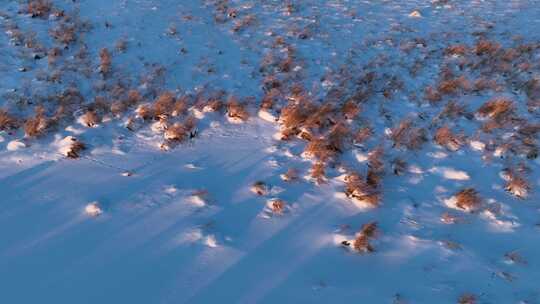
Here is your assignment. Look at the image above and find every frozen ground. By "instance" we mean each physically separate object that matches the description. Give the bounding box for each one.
[1,1,540,303]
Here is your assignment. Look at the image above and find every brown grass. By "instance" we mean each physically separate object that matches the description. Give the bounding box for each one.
[454,188,481,211]
[251,181,268,195]
[352,222,378,253]
[153,91,175,117]
[354,127,372,144]
[458,293,476,304]
[27,0,52,18]
[24,106,49,137]
[390,119,427,150]
[341,100,360,120]
[345,172,381,207]
[475,39,500,56]
[67,140,85,159]
[477,97,514,119]
[226,97,249,121]
[445,44,468,56]
[271,199,286,215]
[310,162,326,184]
[164,123,187,141]
[304,137,336,161]
[99,48,112,76]
[0,109,19,131]
[81,110,100,127]
[424,86,442,103]
[434,126,463,151]
[503,170,530,199]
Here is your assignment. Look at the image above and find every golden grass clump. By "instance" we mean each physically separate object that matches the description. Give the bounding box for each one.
[475,39,500,56]
[153,91,175,117]
[434,126,464,151]
[24,106,49,137]
[477,97,514,119]
[326,122,350,153]
[458,293,476,304]
[67,140,85,159]
[279,100,315,130]
[445,44,468,56]
[304,137,336,161]
[390,119,427,150]
[226,97,249,122]
[251,181,268,196]
[310,162,327,184]
[343,222,378,253]
[0,109,19,131]
[437,76,471,95]
[27,0,52,18]
[271,199,286,215]
[81,110,100,127]
[503,169,530,199]
[280,168,299,182]
[341,100,360,120]
[454,188,481,211]
[99,48,112,75]
[344,172,381,207]
[424,86,442,103]
[354,127,372,144]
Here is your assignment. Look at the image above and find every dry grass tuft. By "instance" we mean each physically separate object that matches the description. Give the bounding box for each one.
[99,48,112,76]
[454,188,481,211]
[346,221,378,253]
[81,110,100,127]
[477,97,514,119]
[251,181,268,196]
[445,44,468,56]
[310,162,327,184]
[153,91,175,117]
[390,119,427,150]
[281,168,299,182]
[344,171,381,207]
[27,0,52,18]
[458,293,476,304]
[271,199,286,215]
[304,137,336,161]
[341,100,360,120]
[354,127,372,144]
[475,39,500,56]
[226,97,249,121]
[503,169,530,199]
[0,109,19,131]
[24,106,49,137]
[434,126,464,151]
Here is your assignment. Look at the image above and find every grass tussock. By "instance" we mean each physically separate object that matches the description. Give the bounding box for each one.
[458,294,476,304]
[344,171,381,207]
[153,91,175,117]
[342,222,378,253]
[390,119,427,150]
[81,110,100,127]
[434,126,464,151]
[99,48,112,76]
[24,106,49,137]
[310,162,327,184]
[477,97,514,119]
[454,188,481,211]
[26,0,52,18]
[226,97,249,122]
[502,169,530,199]
[0,109,19,131]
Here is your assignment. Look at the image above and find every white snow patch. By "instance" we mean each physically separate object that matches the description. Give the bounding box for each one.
[7,140,26,151]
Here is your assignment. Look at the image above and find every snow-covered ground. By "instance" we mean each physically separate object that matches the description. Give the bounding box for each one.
[1,1,540,303]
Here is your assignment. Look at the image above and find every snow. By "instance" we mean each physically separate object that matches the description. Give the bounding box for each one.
[1,0,540,303]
